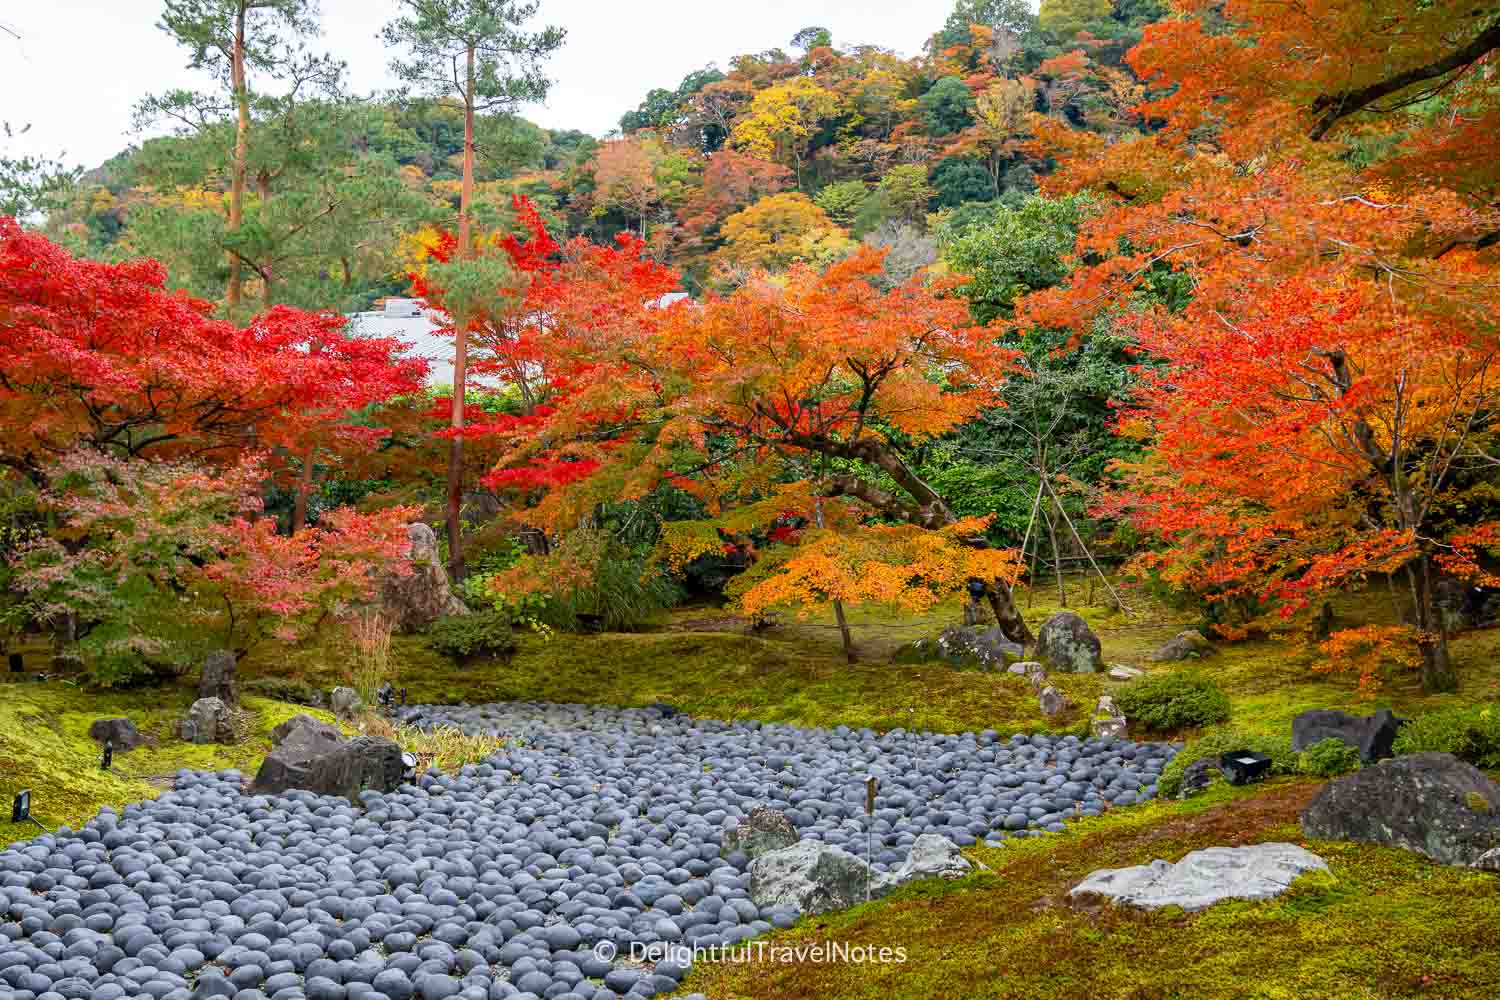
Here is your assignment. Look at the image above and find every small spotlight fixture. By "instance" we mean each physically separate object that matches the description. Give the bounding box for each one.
[400,751,418,782]
[966,577,988,602]
[11,790,46,833]
[7,652,21,673]
[101,741,113,771]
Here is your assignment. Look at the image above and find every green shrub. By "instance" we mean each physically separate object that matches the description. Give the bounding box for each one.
[427,610,518,660]
[1114,672,1231,732]
[1159,727,1297,798]
[538,551,684,633]
[1392,704,1500,769]
[1297,737,1363,777]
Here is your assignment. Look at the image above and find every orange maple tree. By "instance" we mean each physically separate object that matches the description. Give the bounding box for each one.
[1022,0,1500,691]
[478,242,1032,640]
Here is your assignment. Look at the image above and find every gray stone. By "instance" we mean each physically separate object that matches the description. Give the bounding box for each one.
[88,718,147,753]
[379,523,469,633]
[1108,665,1143,681]
[1036,612,1104,673]
[1090,695,1127,741]
[199,650,238,707]
[270,714,344,752]
[873,835,973,896]
[330,687,364,722]
[722,808,798,861]
[182,698,232,745]
[1071,842,1328,911]
[1300,752,1500,867]
[1150,629,1215,663]
[1177,758,1220,799]
[1038,685,1068,717]
[748,842,873,915]
[896,625,1022,671]
[1291,708,1403,763]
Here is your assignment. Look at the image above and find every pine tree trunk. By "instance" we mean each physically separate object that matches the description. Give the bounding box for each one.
[446,44,477,584]
[227,4,249,311]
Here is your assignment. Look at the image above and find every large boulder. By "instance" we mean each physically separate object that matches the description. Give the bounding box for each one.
[181,697,233,745]
[270,713,344,753]
[251,735,406,803]
[1150,629,1217,663]
[749,841,874,915]
[1300,752,1500,867]
[1037,611,1104,673]
[1071,843,1328,911]
[874,835,975,896]
[198,650,238,706]
[1291,708,1403,763]
[379,522,469,632]
[87,718,147,753]
[722,807,799,861]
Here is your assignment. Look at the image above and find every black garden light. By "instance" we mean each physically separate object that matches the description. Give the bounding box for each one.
[377,683,396,712]
[11,790,45,832]
[400,752,418,783]
[7,652,21,673]
[101,741,113,771]
[967,577,988,602]
[1219,749,1273,786]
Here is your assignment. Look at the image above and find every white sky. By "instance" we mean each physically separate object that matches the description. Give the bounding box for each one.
[0,1,946,170]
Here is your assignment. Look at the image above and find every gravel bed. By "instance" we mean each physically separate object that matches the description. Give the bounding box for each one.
[0,702,1177,1000]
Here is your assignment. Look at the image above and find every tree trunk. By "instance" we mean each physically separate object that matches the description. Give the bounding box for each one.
[257,170,272,308]
[227,3,249,312]
[446,44,477,584]
[815,492,856,663]
[986,585,1033,647]
[290,445,315,534]
[1412,553,1458,692]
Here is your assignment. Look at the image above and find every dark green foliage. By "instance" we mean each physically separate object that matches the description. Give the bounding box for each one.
[1297,737,1363,777]
[619,66,728,148]
[918,77,976,137]
[1158,728,1297,797]
[1392,704,1500,769]
[427,609,518,659]
[930,156,996,208]
[1115,672,1231,732]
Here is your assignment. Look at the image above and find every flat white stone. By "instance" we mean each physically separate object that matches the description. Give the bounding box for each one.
[1070,842,1328,911]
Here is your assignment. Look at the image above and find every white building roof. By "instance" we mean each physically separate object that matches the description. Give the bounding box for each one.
[346,299,454,388]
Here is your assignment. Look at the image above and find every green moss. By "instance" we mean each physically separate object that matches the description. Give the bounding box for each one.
[1465,791,1490,813]
[0,681,337,846]
[677,783,1500,1000]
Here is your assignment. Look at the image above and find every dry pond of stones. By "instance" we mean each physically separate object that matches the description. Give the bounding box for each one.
[0,702,1177,1000]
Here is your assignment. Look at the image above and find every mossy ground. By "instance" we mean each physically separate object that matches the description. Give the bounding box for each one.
[6,578,1500,995]
[678,780,1500,1000]
[0,678,336,846]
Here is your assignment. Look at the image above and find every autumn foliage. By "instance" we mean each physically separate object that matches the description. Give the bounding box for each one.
[0,217,427,479]
[1023,0,1500,690]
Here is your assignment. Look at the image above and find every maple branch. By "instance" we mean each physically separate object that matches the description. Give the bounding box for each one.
[1308,20,1500,139]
